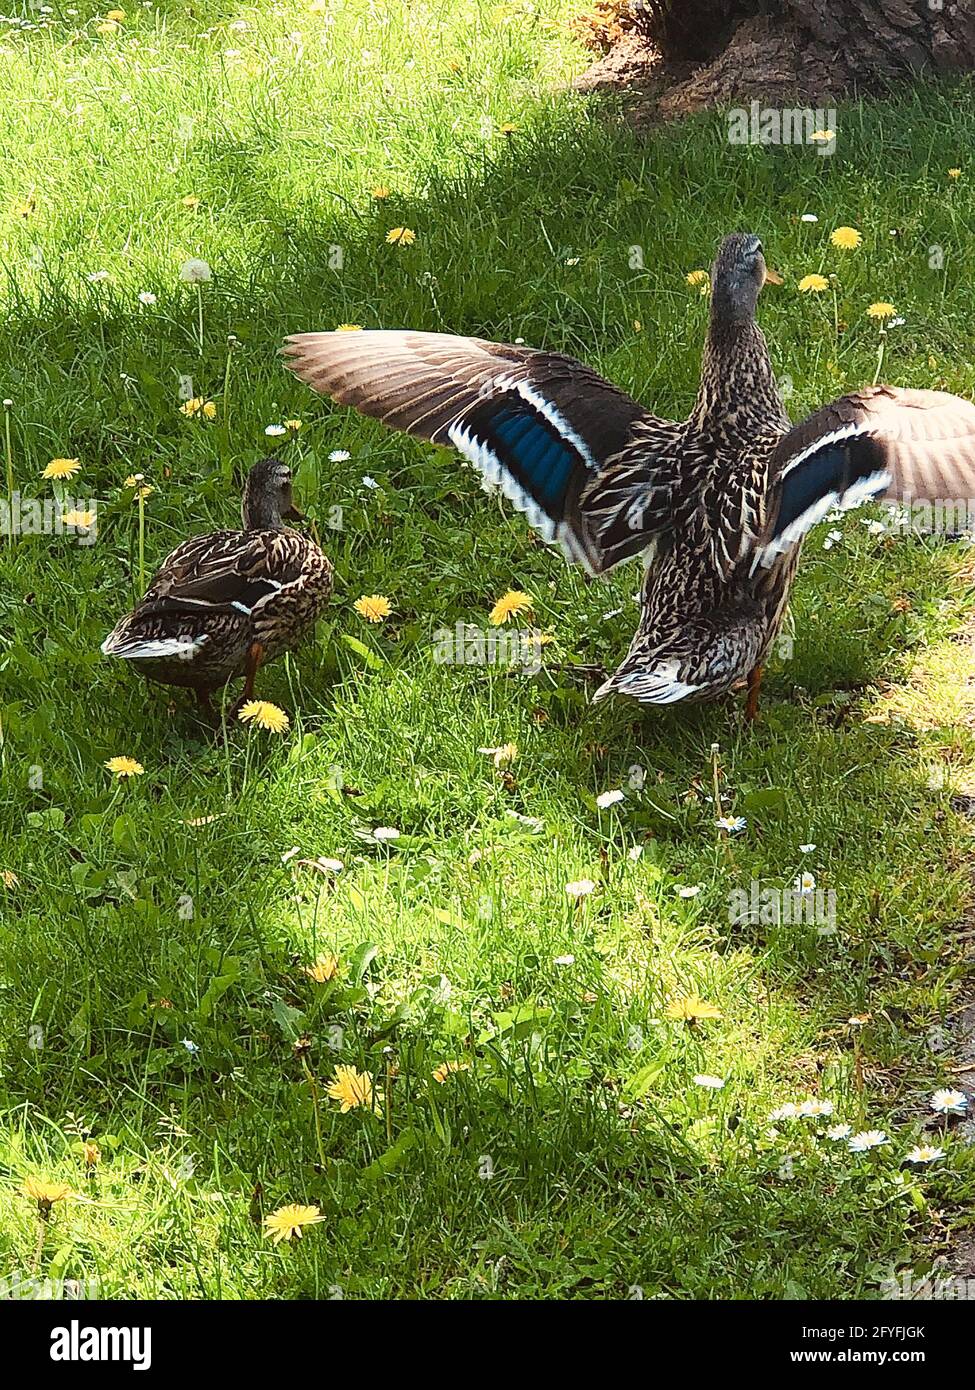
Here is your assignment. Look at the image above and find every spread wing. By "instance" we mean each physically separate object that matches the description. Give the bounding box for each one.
[283,329,682,574]
[754,386,975,567]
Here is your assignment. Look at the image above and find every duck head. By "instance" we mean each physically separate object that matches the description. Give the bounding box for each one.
[241,457,304,530]
[709,232,782,328]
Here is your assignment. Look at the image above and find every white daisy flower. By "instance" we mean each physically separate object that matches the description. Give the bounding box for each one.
[799,843,816,853]
[180,1038,199,1053]
[554,954,575,966]
[826,1123,852,1141]
[264,424,287,437]
[677,885,701,898]
[905,1144,944,1164]
[596,789,624,810]
[797,1098,834,1118]
[86,269,110,283]
[693,1074,725,1089]
[770,1103,799,1122]
[565,878,596,900]
[138,290,157,305]
[329,449,351,462]
[800,213,819,223]
[361,475,378,489]
[372,826,400,842]
[848,1129,888,1152]
[716,815,747,834]
[931,1088,968,1115]
[627,845,643,861]
[794,872,816,895]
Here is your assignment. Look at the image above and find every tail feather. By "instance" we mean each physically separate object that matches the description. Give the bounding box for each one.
[101,628,208,660]
[593,657,702,705]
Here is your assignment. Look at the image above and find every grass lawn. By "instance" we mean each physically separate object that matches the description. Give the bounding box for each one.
[1,0,975,1299]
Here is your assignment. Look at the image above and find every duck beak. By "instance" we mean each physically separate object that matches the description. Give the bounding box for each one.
[764,268,784,286]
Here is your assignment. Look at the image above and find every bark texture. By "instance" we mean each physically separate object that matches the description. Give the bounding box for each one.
[573,1,975,121]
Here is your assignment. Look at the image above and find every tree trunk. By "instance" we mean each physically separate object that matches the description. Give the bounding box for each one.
[574,0,975,120]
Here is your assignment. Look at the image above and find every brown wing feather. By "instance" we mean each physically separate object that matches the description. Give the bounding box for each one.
[141,531,312,616]
[282,329,653,454]
[756,386,975,563]
[282,329,683,573]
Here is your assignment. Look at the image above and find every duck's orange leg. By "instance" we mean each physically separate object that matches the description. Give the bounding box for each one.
[744,664,763,722]
[227,642,265,721]
[241,641,264,702]
[745,664,762,722]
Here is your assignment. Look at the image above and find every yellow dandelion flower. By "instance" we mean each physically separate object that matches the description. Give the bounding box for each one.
[180,397,202,417]
[284,419,302,431]
[104,756,144,778]
[180,194,200,210]
[123,474,154,499]
[304,953,342,983]
[948,168,961,179]
[685,269,710,295]
[489,589,533,625]
[237,700,290,733]
[201,401,217,420]
[81,1141,101,1167]
[483,742,517,768]
[371,185,390,200]
[326,1064,377,1113]
[1,869,18,889]
[354,594,392,623]
[432,1059,471,1084]
[335,323,363,332]
[809,129,835,143]
[830,226,862,250]
[62,509,96,529]
[263,1203,324,1245]
[867,301,895,320]
[105,7,125,18]
[20,1176,72,1215]
[385,226,416,247]
[666,993,722,1022]
[95,19,119,34]
[43,458,81,480]
[797,273,829,293]
[498,122,518,135]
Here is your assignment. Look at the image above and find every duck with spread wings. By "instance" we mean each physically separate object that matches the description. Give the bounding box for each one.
[281,232,975,717]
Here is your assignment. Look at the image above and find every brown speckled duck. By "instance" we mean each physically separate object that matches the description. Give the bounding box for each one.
[282,232,975,718]
[101,457,333,716]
